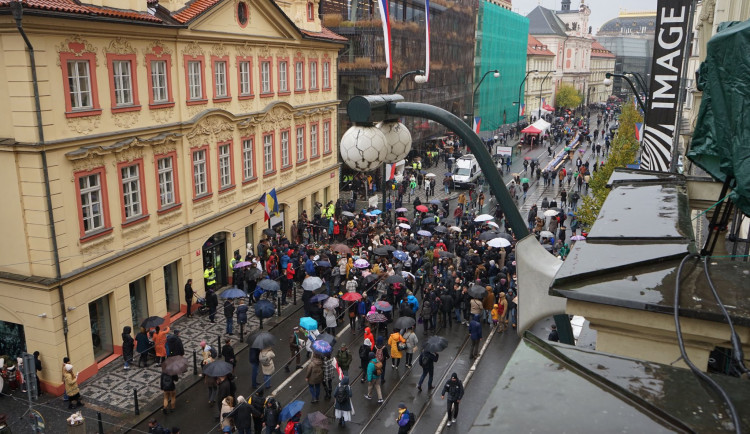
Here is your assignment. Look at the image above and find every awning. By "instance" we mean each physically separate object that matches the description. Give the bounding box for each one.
[532,119,551,133]
[521,125,541,134]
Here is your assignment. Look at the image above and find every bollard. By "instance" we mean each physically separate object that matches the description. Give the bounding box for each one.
[133,388,140,415]
[97,411,104,433]
[218,336,222,353]
[277,296,282,317]
[193,350,198,375]
[259,316,264,330]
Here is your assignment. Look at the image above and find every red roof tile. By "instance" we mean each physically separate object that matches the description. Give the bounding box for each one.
[300,27,347,42]
[591,40,615,58]
[527,35,554,56]
[0,0,162,23]
[171,0,221,24]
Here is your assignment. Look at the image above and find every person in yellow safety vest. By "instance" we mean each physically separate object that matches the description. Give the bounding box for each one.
[325,201,335,219]
[204,264,216,290]
[412,161,418,171]
[417,161,422,170]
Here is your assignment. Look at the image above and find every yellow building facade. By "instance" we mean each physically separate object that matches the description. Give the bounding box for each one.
[0,0,344,393]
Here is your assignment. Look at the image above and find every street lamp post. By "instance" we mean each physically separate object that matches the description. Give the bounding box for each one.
[516,69,538,134]
[604,72,648,114]
[471,69,500,125]
[537,70,554,119]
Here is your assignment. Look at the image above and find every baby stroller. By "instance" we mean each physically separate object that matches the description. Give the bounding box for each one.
[195,295,210,316]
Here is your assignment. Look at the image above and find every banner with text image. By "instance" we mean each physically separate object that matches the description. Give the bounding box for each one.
[640,0,694,172]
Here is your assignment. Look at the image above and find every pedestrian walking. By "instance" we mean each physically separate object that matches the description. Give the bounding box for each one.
[259,347,275,389]
[121,326,134,370]
[63,363,82,409]
[441,373,465,427]
[160,371,178,414]
[262,396,281,434]
[335,344,352,377]
[216,375,233,421]
[250,390,265,434]
[403,327,419,368]
[220,396,235,432]
[305,354,324,403]
[166,329,185,357]
[324,306,337,335]
[207,289,219,323]
[374,336,390,385]
[416,350,438,391]
[284,326,303,373]
[205,374,218,406]
[388,330,406,369]
[323,355,336,400]
[364,352,384,403]
[233,396,254,434]
[224,299,235,335]
[222,338,236,369]
[359,338,372,383]
[469,315,482,359]
[236,299,248,338]
[334,376,354,427]
[396,402,415,433]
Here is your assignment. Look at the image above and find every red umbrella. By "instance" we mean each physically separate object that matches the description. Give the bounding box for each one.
[397,217,409,222]
[524,156,532,160]
[341,292,363,302]
[416,205,429,212]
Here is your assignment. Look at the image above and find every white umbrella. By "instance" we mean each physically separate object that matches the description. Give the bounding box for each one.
[449,226,462,232]
[425,173,437,178]
[401,271,415,279]
[302,276,324,291]
[539,230,554,238]
[474,214,494,222]
[398,223,411,229]
[487,237,511,248]
[543,209,559,217]
[486,221,499,228]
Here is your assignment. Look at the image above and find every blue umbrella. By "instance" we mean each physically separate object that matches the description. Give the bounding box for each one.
[299,317,318,331]
[310,294,329,303]
[417,230,432,237]
[370,209,382,215]
[315,260,332,268]
[220,288,246,299]
[254,300,275,319]
[392,251,408,261]
[422,217,436,224]
[280,400,305,422]
[257,279,279,292]
[444,172,453,177]
[311,339,332,356]
[429,199,441,205]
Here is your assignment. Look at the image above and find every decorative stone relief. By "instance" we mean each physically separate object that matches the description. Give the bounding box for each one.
[158,210,182,229]
[150,107,174,124]
[187,116,236,147]
[70,155,105,176]
[262,106,292,130]
[182,41,204,58]
[219,192,236,208]
[211,43,228,57]
[236,42,254,58]
[193,201,214,218]
[186,104,207,119]
[80,233,114,257]
[112,145,144,164]
[143,40,173,57]
[152,140,178,156]
[242,182,260,196]
[107,38,136,55]
[56,35,98,66]
[280,169,295,183]
[112,111,140,130]
[237,116,258,135]
[66,115,101,135]
[122,222,150,244]
[258,44,272,58]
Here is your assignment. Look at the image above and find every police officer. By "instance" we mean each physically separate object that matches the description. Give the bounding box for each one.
[204,263,217,291]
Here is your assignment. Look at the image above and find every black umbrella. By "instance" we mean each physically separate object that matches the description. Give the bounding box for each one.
[373,246,391,256]
[423,336,449,353]
[201,360,234,377]
[468,284,487,299]
[245,267,262,280]
[364,274,380,285]
[161,356,188,376]
[496,233,513,242]
[301,411,330,431]
[478,231,503,241]
[317,332,337,346]
[141,316,164,329]
[393,316,416,330]
[263,228,277,237]
[436,250,455,258]
[434,226,448,233]
[254,299,275,318]
[383,245,396,252]
[251,331,276,349]
[257,279,280,292]
[385,274,405,285]
[405,243,420,252]
[429,199,441,205]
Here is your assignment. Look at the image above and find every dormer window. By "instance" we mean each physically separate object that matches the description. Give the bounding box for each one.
[307,2,314,21]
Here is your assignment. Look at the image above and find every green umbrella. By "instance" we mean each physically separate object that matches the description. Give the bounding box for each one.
[564,147,571,151]
[521,178,530,184]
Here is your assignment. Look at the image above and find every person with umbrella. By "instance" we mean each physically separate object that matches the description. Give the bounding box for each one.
[305,354,324,403]
[259,346,275,390]
[160,369,178,414]
[248,344,261,389]
[334,376,354,427]
[135,327,150,368]
[417,348,438,392]
[284,327,304,373]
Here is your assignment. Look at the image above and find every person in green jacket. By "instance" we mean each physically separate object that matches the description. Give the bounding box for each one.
[335,344,352,377]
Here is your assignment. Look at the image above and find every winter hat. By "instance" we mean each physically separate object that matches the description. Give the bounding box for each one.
[364,338,372,347]
[369,352,376,359]
[398,402,407,409]
[376,336,384,346]
[200,340,206,348]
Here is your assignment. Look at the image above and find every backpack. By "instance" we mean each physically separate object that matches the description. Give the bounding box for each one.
[334,385,350,405]
[405,411,415,430]
[375,346,386,362]
[418,352,428,367]
[375,361,383,376]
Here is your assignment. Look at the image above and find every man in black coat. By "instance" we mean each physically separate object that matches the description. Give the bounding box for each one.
[215,375,232,421]
[166,330,184,357]
[441,372,465,427]
[206,289,219,323]
[416,350,438,391]
[223,299,235,335]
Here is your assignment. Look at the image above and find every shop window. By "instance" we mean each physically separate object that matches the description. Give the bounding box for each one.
[89,295,113,361]
[129,277,149,332]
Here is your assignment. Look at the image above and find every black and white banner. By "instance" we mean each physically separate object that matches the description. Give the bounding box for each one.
[640,0,693,172]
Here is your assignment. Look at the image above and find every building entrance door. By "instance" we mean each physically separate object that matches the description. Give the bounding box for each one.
[203,232,228,289]
[0,320,26,359]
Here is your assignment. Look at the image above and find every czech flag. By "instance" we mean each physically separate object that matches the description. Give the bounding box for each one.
[385,163,398,181]
[521,104,526,116]
[473,117,481,134]
[377,0,392,78]
[635,123,644,141]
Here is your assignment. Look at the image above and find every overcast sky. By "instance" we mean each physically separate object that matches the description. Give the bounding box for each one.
[511,0,659,35]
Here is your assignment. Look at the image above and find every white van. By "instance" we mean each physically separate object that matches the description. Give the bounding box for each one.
[452,154,481,188]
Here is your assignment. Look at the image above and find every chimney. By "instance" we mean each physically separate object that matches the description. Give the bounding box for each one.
[561,0,571,11]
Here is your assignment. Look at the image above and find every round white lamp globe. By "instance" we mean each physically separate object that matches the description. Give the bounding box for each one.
[377,121,412,164]
[340,125,389,172]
